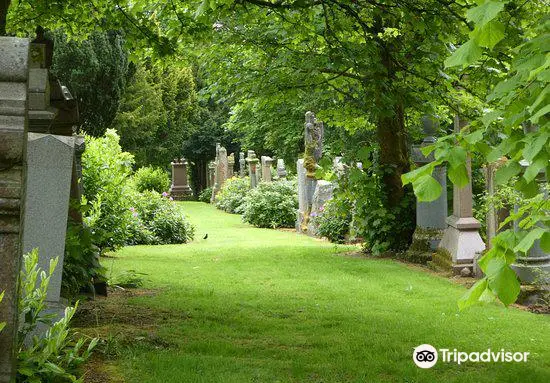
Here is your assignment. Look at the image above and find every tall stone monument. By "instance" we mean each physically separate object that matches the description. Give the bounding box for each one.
[409,116,447,258]
[239,152,246,177]
[228,153,235,178]
[170,158,193,200]
[246,150,259,188]
[261,156,273,182]
[0,36,30,383]
[438,115,485,275]
[297,111,324,233]
[22,134,75,317]
[211,146,228,201]
[276,158,287,179]
[207,161,216,188]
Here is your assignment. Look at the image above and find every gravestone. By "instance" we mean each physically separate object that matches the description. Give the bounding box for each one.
[297,112,324,233]
[228,153,235,178]
[438,115,485,275]
[246,151,259,188]
[296,159,307,231]
[277,158,287,179]
[307,181,335,235]
[239,152,246,177]
[0,37,30,383]
[409,116,447,260]
[207,161,216,188]
[22,133,75,319]
[69,136,86,222]
[261,156,273,182]
[333,156,345,177]
[170,158,193,200]
[211,146,228,201]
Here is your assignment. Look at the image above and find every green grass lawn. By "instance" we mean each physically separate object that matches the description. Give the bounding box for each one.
[101,201,550,382]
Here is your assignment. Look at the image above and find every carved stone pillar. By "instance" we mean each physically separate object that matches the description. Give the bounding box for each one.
[0,36,30,383]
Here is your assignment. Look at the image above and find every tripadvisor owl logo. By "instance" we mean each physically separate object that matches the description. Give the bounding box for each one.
[413,344,438,369]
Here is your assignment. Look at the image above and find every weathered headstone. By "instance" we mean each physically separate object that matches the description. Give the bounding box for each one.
[170,158,193,200]
[307,181,335,235]
[207,161,216,188]
[22,133,75,319]
[69,136,86,222]
[0,36,30,383]
[409,116,447,256]
[239,152,246,177]
[246,151,259,189]
[296,159,307,231]
[276,158,287,179]
[211,146,228,201]
[297,111,324,233]
[438,115,485,275]
[333,156,345,177]
[228,153,235,178]
[261,156,273,182]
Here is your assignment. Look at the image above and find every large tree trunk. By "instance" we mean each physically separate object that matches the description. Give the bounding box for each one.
[376,101,410,208]
[0,0,10,36]
[375,41,410,208]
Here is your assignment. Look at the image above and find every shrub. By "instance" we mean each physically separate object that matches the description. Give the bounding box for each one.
[17,249,98,383]
[315,196,353,243]
[242,180,297,228]
[62,215,106,298]
[131,191,195,245]
[82,129,135,251]
[198,187,213,203]
[215,177,250,213]
[133,166,170,193]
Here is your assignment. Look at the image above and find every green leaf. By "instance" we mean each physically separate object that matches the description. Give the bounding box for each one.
[530,104,550,124]
[448,165,469,187]
[523,157,547,183]
[523,133,548,161]
[485,257,520,306]
[413,174,443,202]
[495,161,521,185]
[444,40,483,68]
[514,227,546,253]
[458,278,488,310]
[466,0,505,27]
[481,110,502,127]
[470,20,505,49]
[463,130,483,144]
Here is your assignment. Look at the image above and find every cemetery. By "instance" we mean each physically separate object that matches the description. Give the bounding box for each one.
[0,1,549,382]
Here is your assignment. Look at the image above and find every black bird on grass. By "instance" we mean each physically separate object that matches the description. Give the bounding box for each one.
[203,234,208,240]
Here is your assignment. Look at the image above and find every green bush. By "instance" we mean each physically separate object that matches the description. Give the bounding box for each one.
[62,214,106,298]
[215,177,250,213]
[315,197,353,244]
[242,180,297,228]
[17,249,98,383]
[82,129,135,251]
[198,187,213,203]
[82,130,195,250]
[133,166,170,193]
[131,191,195,245]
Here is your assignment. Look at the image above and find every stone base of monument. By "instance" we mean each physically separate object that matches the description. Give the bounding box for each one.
[306,181,334,236]
[438,216,485,276]
[511,261,550,285]
[516,284,550,308]
[169,185,193,200]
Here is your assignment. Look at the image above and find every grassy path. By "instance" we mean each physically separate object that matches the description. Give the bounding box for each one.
[100,202,550,382]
